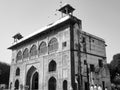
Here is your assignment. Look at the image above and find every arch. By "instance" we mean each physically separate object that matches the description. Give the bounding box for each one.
[14,79,19,89]
[48,38,58,52]
[38,41,47,54]
[23,48,29,59]
[48,77,56,90]
[26,66,37,90]
[49,60,56,72]
[32,72,39,90]
[30,45,37,56]
[16,50,22,61]
[16,68,20,76]
[63,80,68,90]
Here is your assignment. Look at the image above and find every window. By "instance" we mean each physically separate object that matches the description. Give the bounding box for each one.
[30,45,37,56]
[16,68,20,76]
[82,37,86,43]
[39,41,47,54]
[48,38,58,52]
[16,50,22,61]
[84,60,87,65]
[49,60,56,72]
[23,48,29,59]
[62,42,67,48]
[90,64,95,72]
[48,77,56,90]
[99,59,103,67]
[63,80,67,90]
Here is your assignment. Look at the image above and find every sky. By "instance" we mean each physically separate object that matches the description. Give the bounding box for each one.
[0,0,120,64]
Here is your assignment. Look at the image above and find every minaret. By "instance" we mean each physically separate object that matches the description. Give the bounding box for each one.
[58,4,75,17]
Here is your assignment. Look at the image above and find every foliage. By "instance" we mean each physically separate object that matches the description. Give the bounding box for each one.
[109,53,120,84]
[0,62,10,86]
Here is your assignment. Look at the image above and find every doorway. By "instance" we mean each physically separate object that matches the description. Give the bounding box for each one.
[26,66,39,90]
[31,72,38,90]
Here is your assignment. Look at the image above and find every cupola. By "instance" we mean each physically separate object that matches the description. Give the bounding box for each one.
[58,4,75,17]
[12,33,23,43]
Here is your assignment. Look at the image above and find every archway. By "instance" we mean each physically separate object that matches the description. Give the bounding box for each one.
[31,72,38,90]
[63,80,67,90]
[15,79,19,90]
[48,77,56,90]
[26,66,39,90]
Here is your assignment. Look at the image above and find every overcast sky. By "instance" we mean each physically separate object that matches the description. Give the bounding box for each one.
[0,0,120,64]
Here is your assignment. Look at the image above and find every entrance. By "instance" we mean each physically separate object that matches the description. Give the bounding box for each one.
[26,66,39,90]
[31,72,38,90]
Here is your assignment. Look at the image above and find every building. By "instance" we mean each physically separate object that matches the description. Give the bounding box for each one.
[8,4,111,90]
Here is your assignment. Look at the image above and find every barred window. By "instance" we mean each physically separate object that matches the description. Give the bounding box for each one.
[16,50,22,61]
[48,38,58,52]
[39,41,47,54]
[23,48,29,59]
[30,45,37,56]
[16,68,20,76]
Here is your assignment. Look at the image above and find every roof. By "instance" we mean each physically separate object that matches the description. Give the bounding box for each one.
[8,15,72,49]
[82,31,105,42]
[8,15,105,49]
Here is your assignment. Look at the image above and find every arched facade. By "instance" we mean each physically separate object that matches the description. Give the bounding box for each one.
[8,6,111,90]
[15,39,59,63]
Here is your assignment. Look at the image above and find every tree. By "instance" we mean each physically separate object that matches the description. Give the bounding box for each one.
[0,62,10,87]
[109,53,120,84]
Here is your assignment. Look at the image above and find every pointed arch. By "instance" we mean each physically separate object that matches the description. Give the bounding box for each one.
[15,79,19,89]
[32,72,39,90]
[48,77,56,90]
[48,38,58,52]
[23,48,29,59]
[49,60,57,72]
[38,41,47,54]
[30,45,37,56]
[16,67,20,76]
[26,66,37,90]
[16,50,22,62]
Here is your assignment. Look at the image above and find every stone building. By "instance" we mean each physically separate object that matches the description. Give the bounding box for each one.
[8,4,111,90]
